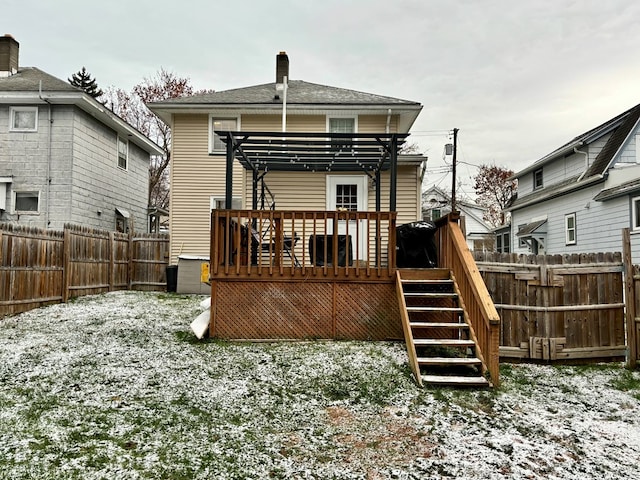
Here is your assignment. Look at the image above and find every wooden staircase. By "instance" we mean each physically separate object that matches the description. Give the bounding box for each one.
[396,269,490,388]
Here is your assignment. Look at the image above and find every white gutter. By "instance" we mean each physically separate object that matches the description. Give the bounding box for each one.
[281,75,288,132]
[506,174,604,212]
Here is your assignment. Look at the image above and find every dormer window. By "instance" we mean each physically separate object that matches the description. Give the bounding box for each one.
[533,168,543,190]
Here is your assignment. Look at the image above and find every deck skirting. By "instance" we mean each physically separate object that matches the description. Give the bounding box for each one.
[210,279,402,340]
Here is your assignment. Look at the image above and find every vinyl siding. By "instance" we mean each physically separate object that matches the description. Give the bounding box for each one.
[170,112,415,263]
[169,113,245,262]
[511,182,640,259]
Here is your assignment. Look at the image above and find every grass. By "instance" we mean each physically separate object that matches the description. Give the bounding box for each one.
[0,291,639,479]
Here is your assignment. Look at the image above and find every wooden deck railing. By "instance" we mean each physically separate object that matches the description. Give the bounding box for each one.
[435,213,501,386]
[210,210,397,281]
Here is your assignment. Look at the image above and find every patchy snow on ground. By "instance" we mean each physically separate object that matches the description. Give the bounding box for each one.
[0,291,639,479]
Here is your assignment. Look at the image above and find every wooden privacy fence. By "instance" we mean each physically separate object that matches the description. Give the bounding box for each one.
[0,223,169,317]
[473,251,626,362]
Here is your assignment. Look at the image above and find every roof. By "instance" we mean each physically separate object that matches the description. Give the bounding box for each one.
[593,177,640,202]
[517,219,547,236]
[0,67,79,92]
[154,80,421,106]
[0,67,163,155]
[148,80,423,132]
[514,102,640,178]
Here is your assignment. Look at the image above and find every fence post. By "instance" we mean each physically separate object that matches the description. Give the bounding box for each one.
[128,230,134,291]
[62,226,71,303]
[623,228,637,368]
[109,231,115,292]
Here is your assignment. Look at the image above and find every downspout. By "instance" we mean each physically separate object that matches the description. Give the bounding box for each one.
[575,145,589,182]
[281,75,288,132]
[385,108,391,134]
[38,80,52,227]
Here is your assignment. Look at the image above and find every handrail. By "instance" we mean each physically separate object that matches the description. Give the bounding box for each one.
[435,213,501,386]
[210,209,397,281]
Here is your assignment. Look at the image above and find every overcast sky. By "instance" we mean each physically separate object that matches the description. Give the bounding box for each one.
[6,0,640,198]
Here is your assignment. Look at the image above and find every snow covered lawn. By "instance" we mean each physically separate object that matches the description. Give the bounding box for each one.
[1,291,639,479]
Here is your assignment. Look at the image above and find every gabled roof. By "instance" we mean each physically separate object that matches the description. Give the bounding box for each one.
[515,102,640,178]
[0,67,163,155]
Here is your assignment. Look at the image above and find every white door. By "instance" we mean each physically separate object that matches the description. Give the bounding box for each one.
[326,175,368,261]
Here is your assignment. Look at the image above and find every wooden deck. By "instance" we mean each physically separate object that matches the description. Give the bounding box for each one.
[206,210,501,386]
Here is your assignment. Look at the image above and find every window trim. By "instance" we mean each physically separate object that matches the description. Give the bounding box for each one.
[632,196,640,231]
[565,212,577,245]
[533,168,543,190]
[13,190,40,214]
[209,116,241,153]
[117,136,128,170]
[10,106,38,132]
[326,116,358,134]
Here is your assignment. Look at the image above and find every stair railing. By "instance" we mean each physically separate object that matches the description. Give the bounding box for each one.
[434,212,501,386]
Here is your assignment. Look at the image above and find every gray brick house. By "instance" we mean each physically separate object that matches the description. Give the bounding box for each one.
[0,35,162,232]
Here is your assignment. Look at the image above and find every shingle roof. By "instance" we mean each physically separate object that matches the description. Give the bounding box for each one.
[593,177,640,202]
[154,80,420,106]
[0,67,80,92]
[583,104,640,178]
[515,102,640,178]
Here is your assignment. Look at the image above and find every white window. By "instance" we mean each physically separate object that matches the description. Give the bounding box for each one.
[518,223,527,247]
[14,191,39,213]
[10,106,38,132]
[430,208,442,221]
[117,137,128,170]
[632,196,640,231]
[210,118,238,152]
[328,117,356,150]
[565,213,576,245]
[533,168,543,190]
[496,232,510,253]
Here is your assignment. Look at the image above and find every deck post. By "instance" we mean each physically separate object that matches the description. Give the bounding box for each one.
[225,133,234,209]
[623,228,637,368]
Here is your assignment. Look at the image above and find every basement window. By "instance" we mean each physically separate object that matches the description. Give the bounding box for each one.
[14,191,39,213]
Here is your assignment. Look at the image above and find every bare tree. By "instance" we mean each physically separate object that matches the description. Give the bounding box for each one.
[101,69,212,209]
[472,164,517,227]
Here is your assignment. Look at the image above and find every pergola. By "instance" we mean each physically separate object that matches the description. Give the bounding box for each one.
[215,131,409,212]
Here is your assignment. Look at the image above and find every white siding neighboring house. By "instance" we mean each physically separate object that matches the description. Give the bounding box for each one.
[507,102,640,261]
[0,36,162,232]
[422,185,493,251]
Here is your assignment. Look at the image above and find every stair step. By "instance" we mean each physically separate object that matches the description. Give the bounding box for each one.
[421,375,490,387]
[410,322,469,329]
[401,279,453,284]
[413,339,475,347]
[403,292,457,298]
[417,357,481,366]
[407,306,463,313]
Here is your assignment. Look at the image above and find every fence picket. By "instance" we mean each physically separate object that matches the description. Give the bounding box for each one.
[0,224,169,317]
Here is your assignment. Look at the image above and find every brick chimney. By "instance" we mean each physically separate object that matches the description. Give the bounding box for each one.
[0,34,19,77]
[276,51,289,84]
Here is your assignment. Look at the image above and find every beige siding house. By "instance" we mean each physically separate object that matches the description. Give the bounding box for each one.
[149,53,424,290]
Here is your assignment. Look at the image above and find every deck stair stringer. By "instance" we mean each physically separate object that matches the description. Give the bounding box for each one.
[396,268,490,388]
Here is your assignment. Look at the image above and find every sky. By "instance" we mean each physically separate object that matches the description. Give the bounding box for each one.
[6,0,640,199]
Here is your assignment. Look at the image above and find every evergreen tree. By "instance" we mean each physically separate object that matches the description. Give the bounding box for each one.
[68,67,103,99]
